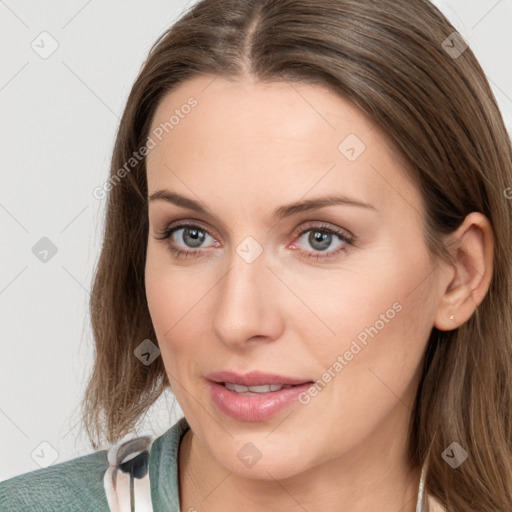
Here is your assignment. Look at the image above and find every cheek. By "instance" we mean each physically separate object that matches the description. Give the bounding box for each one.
[306,250,437,413]
[145,244,196,326]
[144,245,215,366]
[286,251,426,351]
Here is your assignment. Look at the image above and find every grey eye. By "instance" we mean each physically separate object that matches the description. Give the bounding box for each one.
[298,229,344,252]
[174,226,210,248]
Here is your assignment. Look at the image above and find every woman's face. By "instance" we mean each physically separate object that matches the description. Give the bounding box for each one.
[145,75,447,480]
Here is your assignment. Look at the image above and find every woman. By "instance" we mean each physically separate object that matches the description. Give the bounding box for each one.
[1,0,511,510]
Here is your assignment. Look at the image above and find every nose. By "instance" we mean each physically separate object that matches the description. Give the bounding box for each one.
[211,245,284,349]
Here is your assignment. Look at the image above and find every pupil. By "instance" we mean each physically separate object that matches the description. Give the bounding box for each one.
[309,231,331,251]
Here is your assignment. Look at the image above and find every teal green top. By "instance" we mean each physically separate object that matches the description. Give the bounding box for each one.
[0,416,190,512]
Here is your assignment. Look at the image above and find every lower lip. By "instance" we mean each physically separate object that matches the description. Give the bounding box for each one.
[206,380,313,422]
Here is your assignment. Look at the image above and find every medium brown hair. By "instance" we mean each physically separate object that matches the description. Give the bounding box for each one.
[82,0,512,509]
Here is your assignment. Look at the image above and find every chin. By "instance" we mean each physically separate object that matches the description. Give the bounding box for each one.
[226,455,307,481]
[208,436,314,481]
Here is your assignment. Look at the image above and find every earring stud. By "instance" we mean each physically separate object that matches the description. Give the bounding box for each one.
[449,314,454,320]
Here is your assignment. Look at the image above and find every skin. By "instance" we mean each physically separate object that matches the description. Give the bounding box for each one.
[144,74,493,511]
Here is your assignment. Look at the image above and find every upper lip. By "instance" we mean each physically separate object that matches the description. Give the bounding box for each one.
[206,370,313,386]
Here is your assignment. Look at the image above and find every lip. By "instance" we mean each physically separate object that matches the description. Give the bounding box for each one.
[205,371,314,422]
[206,370,312,386]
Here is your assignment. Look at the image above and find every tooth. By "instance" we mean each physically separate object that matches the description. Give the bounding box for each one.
[224,383,288,393]
[225,383,249,392]
[248,385,272,393]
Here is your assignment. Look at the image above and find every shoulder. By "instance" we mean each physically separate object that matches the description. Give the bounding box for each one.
[0,449,110,512]
[0,417,191,512]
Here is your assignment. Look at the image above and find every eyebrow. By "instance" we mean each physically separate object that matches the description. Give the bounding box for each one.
[148,189,377,222]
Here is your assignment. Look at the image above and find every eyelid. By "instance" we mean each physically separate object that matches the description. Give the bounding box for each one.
[155,218,353,241]
[292,220,354,242]
[154,218,355,260]
[155,218,220,242]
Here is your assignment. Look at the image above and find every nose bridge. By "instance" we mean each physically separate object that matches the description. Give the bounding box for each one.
[212,238,282,345]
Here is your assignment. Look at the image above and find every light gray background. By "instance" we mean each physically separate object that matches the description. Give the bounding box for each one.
[1,0,511,481]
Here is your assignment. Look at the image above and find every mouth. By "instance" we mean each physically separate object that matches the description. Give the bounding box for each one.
[205,371,315,421]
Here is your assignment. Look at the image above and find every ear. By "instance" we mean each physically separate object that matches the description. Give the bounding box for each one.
[434,212,494,331]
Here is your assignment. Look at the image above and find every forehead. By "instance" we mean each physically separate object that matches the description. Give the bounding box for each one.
[146,75,421,219]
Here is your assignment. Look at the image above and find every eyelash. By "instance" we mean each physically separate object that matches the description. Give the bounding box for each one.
[154,220,354,262]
